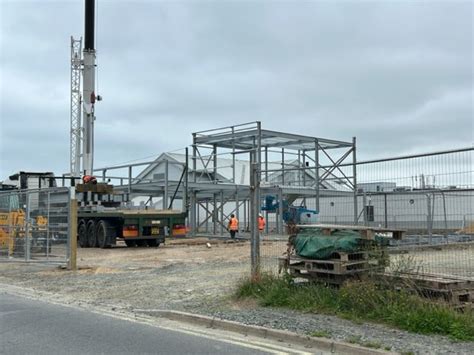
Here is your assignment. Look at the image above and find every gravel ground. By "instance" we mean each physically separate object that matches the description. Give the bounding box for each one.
[0,239,473,354]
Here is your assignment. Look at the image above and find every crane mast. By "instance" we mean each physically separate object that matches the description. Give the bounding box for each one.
[70,0,97,177]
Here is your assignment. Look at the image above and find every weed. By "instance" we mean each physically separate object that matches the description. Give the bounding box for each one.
[346,335,362,344]
[235,275,474,341]
[310,330,331,338]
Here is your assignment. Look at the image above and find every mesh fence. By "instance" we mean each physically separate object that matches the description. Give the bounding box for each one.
[0,187,71,265]
[260,148,474,280]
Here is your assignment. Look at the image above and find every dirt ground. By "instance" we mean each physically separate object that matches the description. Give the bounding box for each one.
[1,239,474,354]
[0,239,257,312]
[1,239,473,311]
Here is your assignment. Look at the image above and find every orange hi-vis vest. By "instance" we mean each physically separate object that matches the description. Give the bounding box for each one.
[258,216,265,231]
[229,217,239,231]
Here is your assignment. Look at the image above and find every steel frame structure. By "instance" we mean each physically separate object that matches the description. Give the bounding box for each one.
[93,122,357,277]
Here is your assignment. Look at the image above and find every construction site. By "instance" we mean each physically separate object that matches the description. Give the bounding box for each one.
[1,1,473,354]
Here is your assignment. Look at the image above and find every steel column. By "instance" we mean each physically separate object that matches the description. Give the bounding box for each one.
[315,140,320,212]
[352,137,358,224]
[163,159,168,209]
[213,193,217,235]
[220,190,224,236]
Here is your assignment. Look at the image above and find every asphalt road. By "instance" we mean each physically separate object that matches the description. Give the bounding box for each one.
[0,293,283,355]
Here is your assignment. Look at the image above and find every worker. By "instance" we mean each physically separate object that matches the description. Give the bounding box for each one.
[227,214,239,239]
[82,175,97,185]
[258,213,266,232]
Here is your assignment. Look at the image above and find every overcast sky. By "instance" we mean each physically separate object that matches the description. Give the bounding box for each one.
[0,0,472,179]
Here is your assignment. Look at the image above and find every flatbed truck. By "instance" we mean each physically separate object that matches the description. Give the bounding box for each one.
[77,209,186,248]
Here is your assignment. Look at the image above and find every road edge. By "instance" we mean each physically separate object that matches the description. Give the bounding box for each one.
[136,309,393,355]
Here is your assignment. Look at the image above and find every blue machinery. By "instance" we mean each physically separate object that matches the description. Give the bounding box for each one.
[261,195,318,224]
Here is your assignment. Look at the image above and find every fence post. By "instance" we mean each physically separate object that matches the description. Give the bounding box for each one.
[68,189,78,270]
[25,192,31,261]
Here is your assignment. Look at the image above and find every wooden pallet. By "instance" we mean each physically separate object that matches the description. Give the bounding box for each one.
[295,224,406,240]
[379,272,474,305]
[288,268,369,285]
[329,251,368,262]
[382,272,474,291]
[280,254,383,276]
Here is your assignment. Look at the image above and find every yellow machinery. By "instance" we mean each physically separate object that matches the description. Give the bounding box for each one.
[0,178,50,256]
[0,191,25,255]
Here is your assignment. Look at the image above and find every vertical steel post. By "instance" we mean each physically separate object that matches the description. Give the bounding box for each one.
[384,193,388,228]
[297,150,301,185]
[189,190,196,237]
[46,191,51,260]
[352,137,358,224]
[250,148,257,275]
[264,146,269,234]
[184,147,189,213]
[25,192,30,261]
[213,193,217,235]
[441,191,448,237]
[205,199,209,233]
[196,198,200,232]
[163,159,169,209]
[281,148,285,185]
[315,140,320,212]
[302,150,306,187]
[192,133,197,183]
[243,198,247,232]
[220,190,224,236]
[427,194,432,242]
[68,189,77,270]
[278,188,284,234]
[102,169,106,182]
[128,166,132,195]
[235,190,240,227]
[213,144,217,183]
[255,122,261,272]
[232,126,236,183]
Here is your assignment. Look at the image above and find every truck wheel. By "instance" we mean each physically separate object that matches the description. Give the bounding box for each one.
[78,220,88,248]
[96,220,114,249]
[86,220,97,247]
[125,240,136,247]
[147,239,159,247]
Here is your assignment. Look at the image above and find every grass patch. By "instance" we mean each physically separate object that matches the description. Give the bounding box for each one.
[235,274,474,341]
[310,330,331,338]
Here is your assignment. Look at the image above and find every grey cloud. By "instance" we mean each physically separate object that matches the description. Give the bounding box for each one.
[1,0,472,178]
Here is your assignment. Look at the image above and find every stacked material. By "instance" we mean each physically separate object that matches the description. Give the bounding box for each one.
[279,225,401,285]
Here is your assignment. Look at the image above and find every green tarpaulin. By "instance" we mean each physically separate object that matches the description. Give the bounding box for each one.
[293,228,363,259]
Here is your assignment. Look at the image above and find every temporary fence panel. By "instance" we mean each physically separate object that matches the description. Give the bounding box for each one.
[260,148,474,280]
[0,187,71,265]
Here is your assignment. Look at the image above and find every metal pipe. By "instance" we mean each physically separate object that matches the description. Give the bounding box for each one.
[232,126,236,183]
[192,141,197,184]
[163,159,168,209]
[315,140,320,212]
[213,193,217,235]
[220,190,224,236]
[352,137,357,224]
[128,166,132,195]
[281,148,285,185]
[213,144,217,184]
[184,147,189,213]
